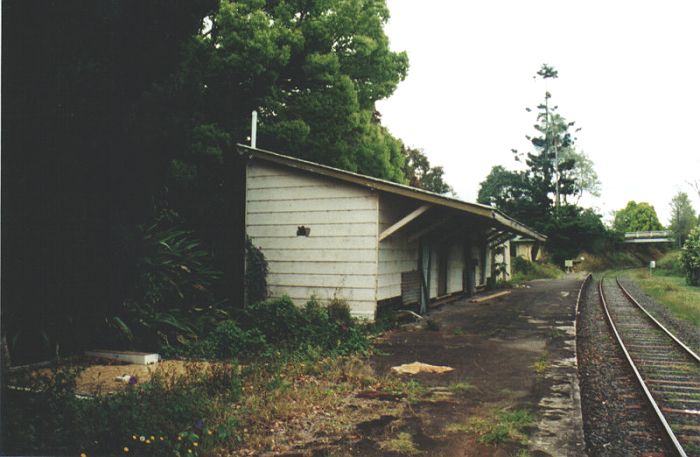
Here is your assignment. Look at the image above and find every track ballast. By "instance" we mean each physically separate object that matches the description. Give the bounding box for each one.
[599,277,700,456]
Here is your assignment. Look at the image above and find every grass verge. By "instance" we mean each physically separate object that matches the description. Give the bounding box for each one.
[614,268,700,328]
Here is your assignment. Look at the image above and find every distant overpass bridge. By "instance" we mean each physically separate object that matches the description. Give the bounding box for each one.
[623,230,674,244]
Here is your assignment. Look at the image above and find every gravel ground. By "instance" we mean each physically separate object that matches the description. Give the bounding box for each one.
[577,278,674,456]
[617,277,700,354]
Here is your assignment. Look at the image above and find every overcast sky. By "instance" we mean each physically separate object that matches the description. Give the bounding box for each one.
[376,0,700,224]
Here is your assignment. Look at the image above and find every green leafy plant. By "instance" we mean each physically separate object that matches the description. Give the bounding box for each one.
[456,409,534,445]
[532,353,550,376]
[107,218,227,350]
[3,363,242,457]
[245,237,268,305]
[681,226,700,286]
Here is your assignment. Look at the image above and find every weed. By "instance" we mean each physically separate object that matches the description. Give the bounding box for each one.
[511,258,562,283]
[498,388,516,398]
[451,327,467,336]
[546,327,567,339]
[378,432,421,455]
[449,381,475,395]
[424,319,440,332]
[444,421,471,433]
[383,379,426,403]
[424,319,441,331]
[445,408,534,446]
[532,353,550,376]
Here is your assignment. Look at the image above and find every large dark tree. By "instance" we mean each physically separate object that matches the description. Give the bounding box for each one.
[2,0,413,362]
[3,0,215,362]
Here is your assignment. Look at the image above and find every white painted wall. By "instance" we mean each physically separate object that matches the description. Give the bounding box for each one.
[471,245,484,286]
[377,194,419,301]
[378,192,468,301]
[429,245,439,298]
[484,241,512,282]
[446,242,463,294]
[246,161,378,319]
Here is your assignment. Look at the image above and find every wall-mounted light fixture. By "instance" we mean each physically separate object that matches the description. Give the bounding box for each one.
[297,226,311,237]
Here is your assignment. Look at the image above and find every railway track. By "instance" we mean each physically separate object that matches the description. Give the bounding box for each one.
[598,277,700,456]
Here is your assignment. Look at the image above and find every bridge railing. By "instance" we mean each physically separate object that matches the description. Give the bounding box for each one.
[624,230,673,239]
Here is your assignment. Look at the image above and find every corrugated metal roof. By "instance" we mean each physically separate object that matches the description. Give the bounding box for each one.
[237,144,547,242]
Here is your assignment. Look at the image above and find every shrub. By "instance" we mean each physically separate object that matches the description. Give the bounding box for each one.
[513,257,534,276]
[511,258,561,281]
[239,296,308,349]
[245,237,268,305]
[174,297,371,360]
[680,226,700,286]
[106,218,225,351]
[2,364,239,456]
[185,320,270,359]
[656,250,684,276]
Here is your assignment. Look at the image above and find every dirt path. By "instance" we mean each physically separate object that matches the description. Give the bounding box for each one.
[285,277,586,456]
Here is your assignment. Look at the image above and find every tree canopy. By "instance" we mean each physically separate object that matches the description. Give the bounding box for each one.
[402,146,454,194]
[477,64,611,264]
[479,66,589,226]
[669,192,697,247]
[612,201,664,233]
[2,0,426,362]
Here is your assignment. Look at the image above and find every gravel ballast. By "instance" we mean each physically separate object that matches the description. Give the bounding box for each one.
[577,277,675,456]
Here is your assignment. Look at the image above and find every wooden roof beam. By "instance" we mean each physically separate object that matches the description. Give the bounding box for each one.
[379,204,432,242]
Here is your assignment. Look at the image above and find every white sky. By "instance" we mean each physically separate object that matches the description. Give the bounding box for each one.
[376,0,700,225]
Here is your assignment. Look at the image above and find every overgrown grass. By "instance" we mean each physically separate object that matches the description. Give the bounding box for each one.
[444,408,535,445]
[620,268,700,328]
[577,245,665,272]
[378,432,421,455]
[449,381,475,395]
[511,258,562,283]
[2,297,387,456]
[4,351,429,456]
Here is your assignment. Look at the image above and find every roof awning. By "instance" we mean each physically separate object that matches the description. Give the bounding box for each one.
[237,144,546,242]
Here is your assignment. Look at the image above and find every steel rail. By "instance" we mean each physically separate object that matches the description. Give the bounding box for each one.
[615,277,700,364]
[598,279,688,457]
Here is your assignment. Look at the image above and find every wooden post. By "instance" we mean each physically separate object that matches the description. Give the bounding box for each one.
[418,240,431,314]
[225,148,248,308]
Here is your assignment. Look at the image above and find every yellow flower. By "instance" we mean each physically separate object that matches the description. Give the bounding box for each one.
[145,440,151,445]
[178,436,183,441]
[207,430,213,436]
[132,435,137,440]
[160,436,165,441]
[80,453,87,457]
[150,436,155,441]
[123,447,129,453]
[188,450,193,454]
[193,442,199,447]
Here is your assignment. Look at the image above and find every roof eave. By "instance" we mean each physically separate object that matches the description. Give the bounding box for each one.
[236,144,547,242]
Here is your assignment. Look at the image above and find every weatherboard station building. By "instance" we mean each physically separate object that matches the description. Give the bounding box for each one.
[230,144,546,320]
